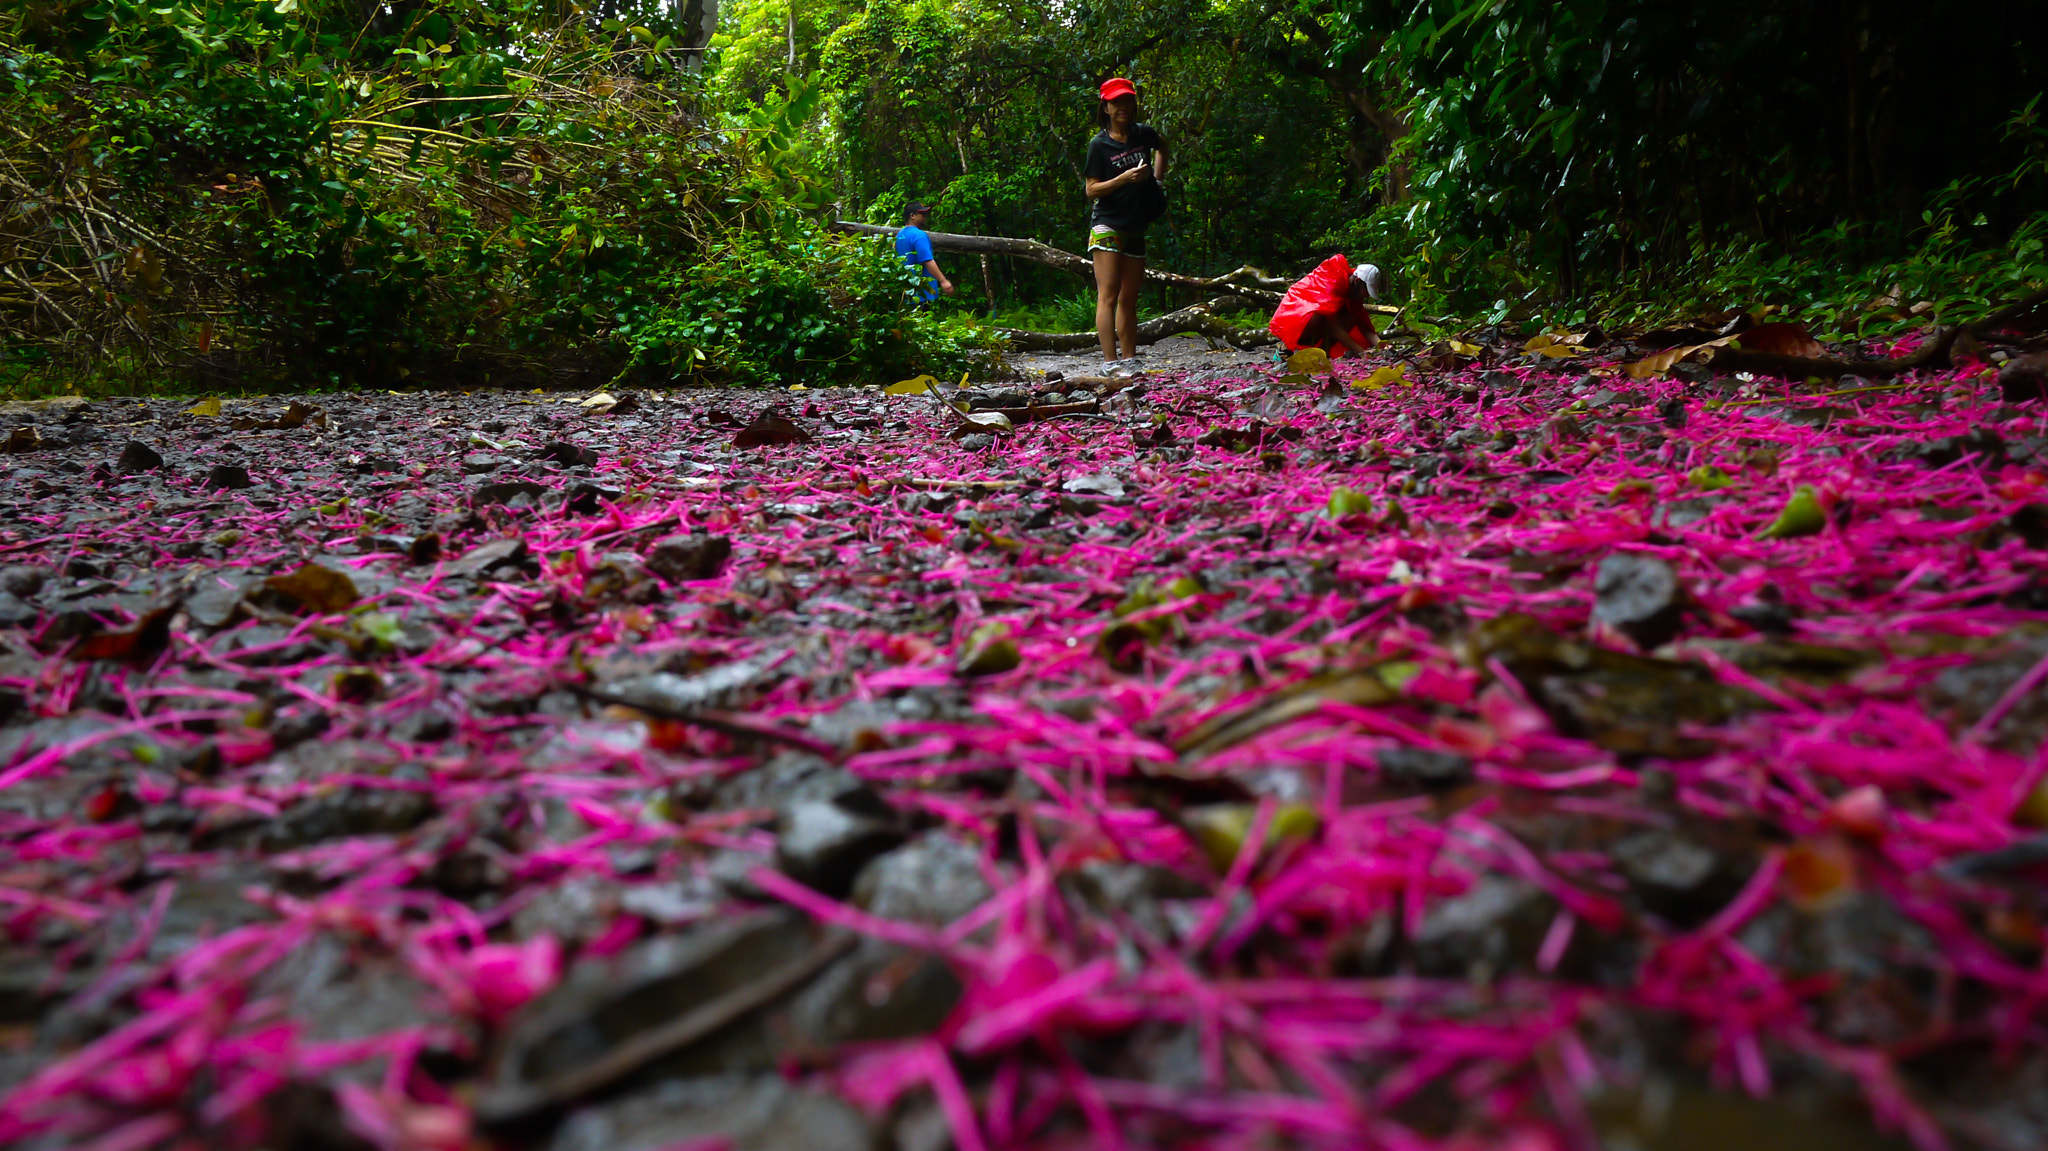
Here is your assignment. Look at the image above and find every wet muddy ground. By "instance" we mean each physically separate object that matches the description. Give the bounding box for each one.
[1006,334,1278,381]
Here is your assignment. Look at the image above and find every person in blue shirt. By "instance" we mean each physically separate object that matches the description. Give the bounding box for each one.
[894,201,954,304]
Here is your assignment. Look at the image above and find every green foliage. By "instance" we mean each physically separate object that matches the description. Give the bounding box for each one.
[990,290,1097,334]
[10,0,2045,396]
[800,0,1357,276]
[728,72,836,225]
[620,223,999,386]
[1336,0,2048,298]
[3,0,734,389]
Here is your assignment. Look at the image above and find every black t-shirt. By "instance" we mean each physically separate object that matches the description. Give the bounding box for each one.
[1084,124,1165,231]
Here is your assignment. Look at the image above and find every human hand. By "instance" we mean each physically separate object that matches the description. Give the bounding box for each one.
[940,280,955,295]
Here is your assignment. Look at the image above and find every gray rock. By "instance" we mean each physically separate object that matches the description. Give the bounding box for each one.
[1410,876,1553,978]
[251,785,436,851]
[1060,860,1207,944]
[710,753,862,812]
[0,592,34,629]
[392,709,455,744]
[1592,553,1683,648]
[258,933,436,1045]
[891,1101,954,1151]
[549,1075,874,1151]
[184,571,252,630]
[600,652,776,715]
[1650,497,1722,532]
[1924,634,2048,754]
[509,875,620,946]
[2000,352,2048,403]
[0,944,88,1026]
[563,482,622,515]
[645,533,732,583]
[616,880,719,926]
[853,833,992,926]
[778,937,961,1048]
[776,787,906,898]
[116,440,163,474]
[536,441,600,468]
[445,537,530,578]
[461,451,508,474]
[1889,428,2006,469]
[1611,829,1755,927]
[202,464,252,490]
[1613,831,1717,894]
[1374,746,1475,790]
[258,1083,379,1151]
[216,625,329,668]
[1757,404,1850,429]
[0,565,47,598]
[472,480,547,507]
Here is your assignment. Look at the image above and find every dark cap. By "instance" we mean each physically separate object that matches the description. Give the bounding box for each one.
[904,201,932,219]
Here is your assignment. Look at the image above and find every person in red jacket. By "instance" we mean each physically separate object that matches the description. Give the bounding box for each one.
[1270,255,1386,358]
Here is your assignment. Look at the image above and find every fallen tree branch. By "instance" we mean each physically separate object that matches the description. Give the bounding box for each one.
[995,296,1278,352]
[1706,286,2048,379]
[830,220,1290,306]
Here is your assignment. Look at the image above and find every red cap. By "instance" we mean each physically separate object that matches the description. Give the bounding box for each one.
[1098,77,1137,102]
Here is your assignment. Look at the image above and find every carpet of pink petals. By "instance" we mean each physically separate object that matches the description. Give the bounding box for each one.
[1,349,2046,1151]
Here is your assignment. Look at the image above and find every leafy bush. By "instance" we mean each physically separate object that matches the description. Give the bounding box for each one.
[619,223,1001,387]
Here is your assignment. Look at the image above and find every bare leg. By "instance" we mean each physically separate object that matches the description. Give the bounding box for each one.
[1093,249,1122,362]
[1115,254,1144,359]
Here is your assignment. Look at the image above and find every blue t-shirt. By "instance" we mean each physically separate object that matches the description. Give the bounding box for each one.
[895,224,937,300]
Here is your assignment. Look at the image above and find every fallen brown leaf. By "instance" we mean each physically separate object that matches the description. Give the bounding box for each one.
[264,563,360,613]
[732,410,812,448]
[1736,322,1824,359]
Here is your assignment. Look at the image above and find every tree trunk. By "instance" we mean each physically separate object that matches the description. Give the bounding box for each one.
[953,134,996,311]
[1338,86,1411,202]
[678,0,716,71]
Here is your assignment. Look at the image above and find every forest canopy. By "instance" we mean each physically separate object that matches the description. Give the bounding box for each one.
[2,0,2043,391]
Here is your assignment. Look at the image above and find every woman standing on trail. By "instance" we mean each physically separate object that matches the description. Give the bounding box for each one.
[1083,77,1169,366]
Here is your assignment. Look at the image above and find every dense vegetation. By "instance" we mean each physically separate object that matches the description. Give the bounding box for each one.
[0,0,987,393]
[3,0,2044,393]
[721,0,2047,330]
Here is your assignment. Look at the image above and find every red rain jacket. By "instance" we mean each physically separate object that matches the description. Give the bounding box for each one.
[1269,254,1376,358]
